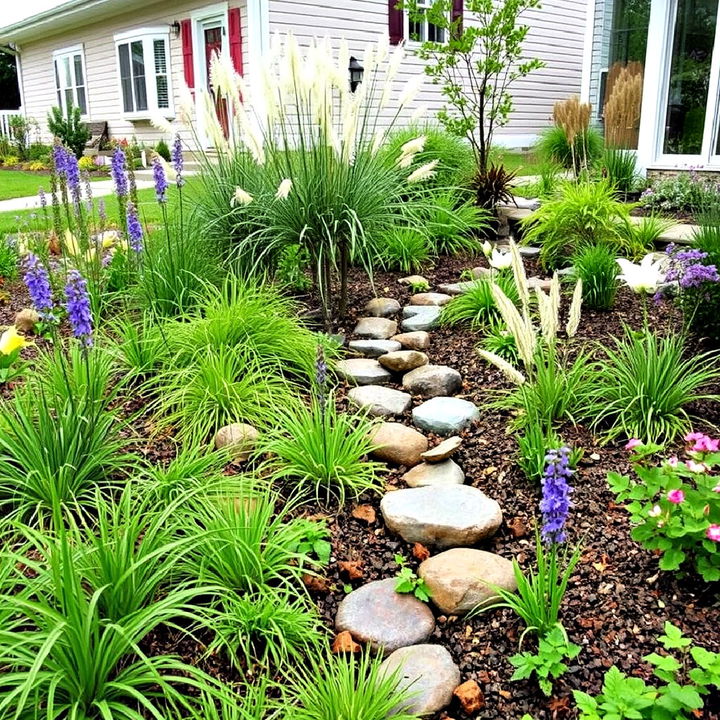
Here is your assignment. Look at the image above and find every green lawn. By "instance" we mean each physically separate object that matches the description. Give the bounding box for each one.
[0,170,107,201]
[489,149,542,177]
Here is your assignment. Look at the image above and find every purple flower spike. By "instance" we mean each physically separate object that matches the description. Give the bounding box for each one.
[53,144,68,176]
[540,447,574,545]
[126,202,143,253]
[38,187,47,209]
[64,269,93,347]
[111,148,128,197]
[171,133,184,187]
[23,253,55,320]
[153,156,168,203]
[65,152,82,207]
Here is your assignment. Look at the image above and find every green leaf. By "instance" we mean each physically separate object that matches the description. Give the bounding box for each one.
[660,622,691,650]
[659,548,686,571]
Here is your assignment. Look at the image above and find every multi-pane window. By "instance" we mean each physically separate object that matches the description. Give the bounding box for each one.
[53,46,88,115]
[114,29,172,116]
[408,0,446,43]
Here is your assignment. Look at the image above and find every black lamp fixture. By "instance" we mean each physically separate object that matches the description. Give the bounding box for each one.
[348,56,364,93]
[170,21,181,38]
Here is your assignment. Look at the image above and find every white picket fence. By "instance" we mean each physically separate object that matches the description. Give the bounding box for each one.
[0,110,22,140]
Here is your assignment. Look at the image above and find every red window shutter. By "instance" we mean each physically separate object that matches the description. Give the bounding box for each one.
[228,7,244,75]
[180,19,194,88]
[451,0,464,36]
[388,0,404,45]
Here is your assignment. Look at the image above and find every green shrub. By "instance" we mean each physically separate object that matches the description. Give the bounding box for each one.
[47,105,91,158]
[535,125,603,173]
[155,139,171,161]
[27,142,51,162]
[586,327,720,444]
[627,214,673,253]
[417,193,491,256]
[479,318,519,362]
[601,147,638,194]
[571,243,619,310]
[276,243,312,292]
[378,227,432,273]
[441,273,519,328]
[105,313,168,379]
[0,238,18,279]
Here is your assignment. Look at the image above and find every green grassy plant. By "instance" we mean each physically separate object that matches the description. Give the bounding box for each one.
[571,243,620,310]
[379,227,432,273]
[441,273,519,329]
[415,194,491,256]
[535,125,603,174]
[601,147,638,194]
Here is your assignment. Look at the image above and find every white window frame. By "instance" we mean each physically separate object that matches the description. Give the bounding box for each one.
[404,0,447,45]
[52,44,89,118]
[114,27,174,120]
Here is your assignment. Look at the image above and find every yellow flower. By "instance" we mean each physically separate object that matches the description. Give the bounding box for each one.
[0,327,30,356]
[63,229,80,257]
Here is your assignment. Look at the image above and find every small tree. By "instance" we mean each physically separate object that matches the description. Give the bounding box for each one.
[403,0,544,178]
[47,105,90,158]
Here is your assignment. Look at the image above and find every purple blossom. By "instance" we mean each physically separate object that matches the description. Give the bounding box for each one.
[98,198,106,225]
[126,202,143,253]
[52,144,68,176]
[315,345,328,413]
[111,148,128,197]
[23,253,55,320]
[83,171,93,211]
[64,269,93,347]
[171,133,184,187]
[153,157,168,203]
[65,152,82,207]
[38,187,47,209]
[540,447,574,544]
[663,243,720,290]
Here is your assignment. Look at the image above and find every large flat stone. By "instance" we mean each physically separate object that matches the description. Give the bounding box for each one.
[403,460,464,487]
[379,645,460,715]
[380,485,502,548]
[369,422,428,467]
[348,340,402,358]
[365,298,401,317]
[402,365,462,399]
[348,385,412,417]
[437,281,481,296]
[354,317,398,340]
[399,275,429,287]
[391,331,431,350]
[378,350,428,373]
[335,578,435,654]
[421,436,463,463]
[412,397,479,436]
[401,306,441,332]
[410,292,452,307]
[419,548,517,615]
[336,359,391,386]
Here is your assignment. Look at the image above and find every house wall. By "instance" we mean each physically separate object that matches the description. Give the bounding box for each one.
[588,0,612,121]
[268,0,588,147]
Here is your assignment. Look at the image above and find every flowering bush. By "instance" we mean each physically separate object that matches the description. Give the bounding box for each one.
[640,171,720,214]
[608,434,720,581]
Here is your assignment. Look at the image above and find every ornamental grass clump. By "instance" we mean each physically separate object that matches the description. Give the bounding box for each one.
[571,242,620,310]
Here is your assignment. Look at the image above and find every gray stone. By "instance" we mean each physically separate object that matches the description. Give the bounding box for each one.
[399,275,429,287]
[378,350,429,373]
[511,196,541,210]
[335,578,435,654]
[410,292,453,307]
[519,245,541,257]
[437,280,481,296]
[412,397,479,436]
[348,385,412,417]
[380,485,502,548]
[403,460,464,488]
[402,365,462,399]
[401,308,442,332]
[353,317,398,340]
[421,436,463,463]
[369,422,428,467]
[379,645,460,715]
[419,548,517,615]
[348,340,402,358]
[391,331,431,351]
[214,423,259,462]
[365,297,402,318]
[557,266,575,277]
[470,266,492,280]
[336,359,392,386]
[527,276,552,292]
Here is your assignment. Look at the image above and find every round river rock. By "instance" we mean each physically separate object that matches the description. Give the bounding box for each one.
[348,385,412,417]
[412,397,480,436]
[378,350,429,373]
[403,460,465,487]
[369,422,428,467]
[402,365,462,398]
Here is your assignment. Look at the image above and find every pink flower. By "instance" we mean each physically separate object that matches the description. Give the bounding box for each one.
[625,438,643,450]
[667,489,685,504]
[689,434,719,453]
[685,431,705,443]
[686,460,709,474]
[707,525,720,542]
[668,455,679,468]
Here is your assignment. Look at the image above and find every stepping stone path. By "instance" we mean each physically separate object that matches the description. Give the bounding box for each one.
[348,339,402,357]
[336,359,391,386]
[419,548,517,615]
[378,350,428,373]
[335,578,435,653]
[413,397,480,436]
[369,422,428,467]
[380,485,502,548]
[402,365,462,399]
[391,331,430,350]
[519,245,541,257]
[410,292,452,306]
[379,645,460,715]
[403,459,464,487]
[401,306,442,332]
[421,435,462,462]
[348,385,412,417]
[354,317,398,339]
[365,297,401,317]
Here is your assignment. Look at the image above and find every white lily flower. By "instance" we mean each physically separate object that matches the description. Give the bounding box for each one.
[481,240,493,258]
[275,178,293,199]
[231,187,253,207]
[616,255,665,294]
[489,248,512,270]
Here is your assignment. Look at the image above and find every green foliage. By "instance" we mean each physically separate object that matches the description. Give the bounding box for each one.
[628,214,673,251]
[472,163,518,208]
[441,273,518,328]
[608,444,720,581]
[602,147,639,194]
[0,237,18,278]
[574,623,720,720]
[155,139,171,161]
[641,172,720,215]
[572,243,619,310]
[517,419,563,483]
[394,554,432,602]
[521,180,634,270]
[105,312,167,379]
[257,395,382,506]
[479,318,519,362]
[535,125,604,174]
[27,142,51,162]
[289,649,417,720]
[291,518,332,567]
[403,0,544,177]
[379,227,432,273]
[276,243,312,292]
[585,327,720,445]
[47,105,91,158]
[509,624,581,696]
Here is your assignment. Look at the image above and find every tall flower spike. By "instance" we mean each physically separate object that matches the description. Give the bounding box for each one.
[566,279,583,337]
[23,253,55,320]
[171,133,184,187]
[152,156,169,203]
[540,447,574,544]
[477,349,526,386]
[126,202,143,253]
[111,147,128,197]
[64,269,93,347]
[509,240,529,313]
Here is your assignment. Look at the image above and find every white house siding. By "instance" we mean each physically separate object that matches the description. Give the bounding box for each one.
[588,0,612,123]
[268,0,588,147]
[16,0,249,149]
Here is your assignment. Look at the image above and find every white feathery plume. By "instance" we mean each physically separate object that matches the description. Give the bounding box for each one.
[231,187,253,207]
[150,114,174,135]
[566,279,583,338]
[477,349,526,386]
[407,160,438,183]
[201,90,230,154]
[398,74,424,108]
[376,31,390,65]
[410,104,429,123]
[371,127,387,155]
[400,136,427,157]
[178,84,195,125]
[275,178,293,199]
[536,287,558,344]
[509,239,529,313]
[549,272,561,326]
[397,152,417,169]
[492,283,537,370]
[337,39,351,91]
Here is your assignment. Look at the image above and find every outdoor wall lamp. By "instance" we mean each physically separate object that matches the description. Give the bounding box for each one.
[170,21,181,38]
[349,56,364,93]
